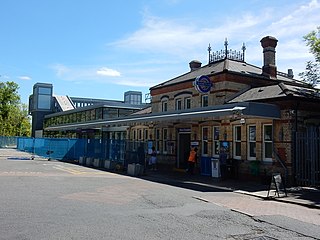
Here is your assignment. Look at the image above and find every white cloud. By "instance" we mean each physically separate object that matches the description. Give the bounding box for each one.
[1,75,10,79]
[110,0,320,73]
[51,64,70,77]
[18,76,32,80]
[111,12,266,61]
[267,0,320,38]
[96,67,121,77]
[51,64,121,81]
[50,1,320,89]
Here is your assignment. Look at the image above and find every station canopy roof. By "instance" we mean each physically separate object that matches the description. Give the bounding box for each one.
[45,102,280,131]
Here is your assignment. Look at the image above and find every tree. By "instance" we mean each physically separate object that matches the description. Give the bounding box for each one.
[0,81,31,136]
[299,27,320,87]
[304,26,320,62]
[298,61,320,86]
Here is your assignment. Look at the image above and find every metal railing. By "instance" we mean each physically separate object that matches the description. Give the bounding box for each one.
[0,136,17,148]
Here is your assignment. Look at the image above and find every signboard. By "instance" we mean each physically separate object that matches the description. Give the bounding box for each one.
[178,128,191,133]
[267,173,287,198]
[191,141,199,147]
[194,75,213,93]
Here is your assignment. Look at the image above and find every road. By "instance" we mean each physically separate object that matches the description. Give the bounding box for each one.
[0,149,319,239]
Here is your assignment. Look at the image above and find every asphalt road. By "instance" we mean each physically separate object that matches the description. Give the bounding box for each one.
[0,149,319,240]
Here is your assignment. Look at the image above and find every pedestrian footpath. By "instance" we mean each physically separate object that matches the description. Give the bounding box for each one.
[141,167,320,210]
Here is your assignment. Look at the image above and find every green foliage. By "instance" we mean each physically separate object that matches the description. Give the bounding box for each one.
[0,81,31,136]
[298,61,320,87]
[304,26,320,62]
[300,27,320,87]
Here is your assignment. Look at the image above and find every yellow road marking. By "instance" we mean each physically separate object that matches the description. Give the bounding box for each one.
[53,165,106,175]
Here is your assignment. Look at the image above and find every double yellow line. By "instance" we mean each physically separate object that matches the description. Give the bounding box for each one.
[53,165,84,175]
[53,165,94,175]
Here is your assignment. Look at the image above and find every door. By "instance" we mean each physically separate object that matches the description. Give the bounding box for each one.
[178,133,191,169]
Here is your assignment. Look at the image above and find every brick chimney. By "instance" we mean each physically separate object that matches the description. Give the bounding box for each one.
[260,36,278,79]
[189,60,202,71]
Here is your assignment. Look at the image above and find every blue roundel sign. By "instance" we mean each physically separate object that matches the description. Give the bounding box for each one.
[194,75,213,93]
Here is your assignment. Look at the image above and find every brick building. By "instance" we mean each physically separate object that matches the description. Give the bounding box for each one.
[126,36,320,185]
[42,36,320,186]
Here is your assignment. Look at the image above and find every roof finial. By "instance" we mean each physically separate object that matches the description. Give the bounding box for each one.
[208,43,212,63]
[242,42,246,61]
[224,38,228,59]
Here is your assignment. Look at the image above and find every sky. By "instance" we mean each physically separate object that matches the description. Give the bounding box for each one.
[0,0,319,105]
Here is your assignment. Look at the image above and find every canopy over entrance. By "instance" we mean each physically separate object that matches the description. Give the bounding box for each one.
[45,102,280,131]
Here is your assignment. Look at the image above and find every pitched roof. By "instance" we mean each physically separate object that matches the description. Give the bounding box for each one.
[150,58,305,90]
[228,83,320,103]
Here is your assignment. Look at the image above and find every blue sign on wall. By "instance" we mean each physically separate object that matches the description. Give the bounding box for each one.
[194,75,213,93]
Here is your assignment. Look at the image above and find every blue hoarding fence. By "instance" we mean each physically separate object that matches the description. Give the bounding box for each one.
[16,137,146,168]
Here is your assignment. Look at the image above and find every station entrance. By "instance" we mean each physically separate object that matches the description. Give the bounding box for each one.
[177,132,191,169]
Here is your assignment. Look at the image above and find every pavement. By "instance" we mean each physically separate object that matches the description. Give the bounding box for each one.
[1,148,320,210]
[2,148,320,238]
[140,167,320,210]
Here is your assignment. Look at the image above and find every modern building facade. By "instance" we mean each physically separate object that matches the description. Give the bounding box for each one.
[32,36,320,186]
[29,83,147,138]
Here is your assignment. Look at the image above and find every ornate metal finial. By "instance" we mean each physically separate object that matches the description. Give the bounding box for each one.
[208,44,212,63]
[242,42,246,61]
[242,42,246,52]
[224,38,228,58]
[208,39,246,64]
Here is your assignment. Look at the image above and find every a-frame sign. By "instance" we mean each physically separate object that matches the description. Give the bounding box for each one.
[267,173,287,198]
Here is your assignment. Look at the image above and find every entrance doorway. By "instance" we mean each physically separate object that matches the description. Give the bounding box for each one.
[177,133,191,169]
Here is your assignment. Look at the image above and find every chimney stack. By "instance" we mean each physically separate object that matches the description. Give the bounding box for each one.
[260,36,278,79]
[189,60,202,71]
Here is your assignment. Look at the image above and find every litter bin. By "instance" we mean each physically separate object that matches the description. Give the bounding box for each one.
[79,156,85,165]
[211,158,220,178]
[85,157,93,166]
[127,163,142,176]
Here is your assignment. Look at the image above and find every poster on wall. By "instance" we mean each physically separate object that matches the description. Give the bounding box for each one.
[220,141,230,154]
[191,141,199,148]
[167,141,175,154]
[147,141,153,154]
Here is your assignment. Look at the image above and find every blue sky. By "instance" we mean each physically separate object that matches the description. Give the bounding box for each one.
[0,0,319,105]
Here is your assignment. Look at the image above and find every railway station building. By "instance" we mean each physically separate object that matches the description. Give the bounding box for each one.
[29,36,320,186]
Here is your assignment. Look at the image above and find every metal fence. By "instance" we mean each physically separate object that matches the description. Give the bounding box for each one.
[0,136,17,148]
[15,137,147,168]
[295,131,320,186]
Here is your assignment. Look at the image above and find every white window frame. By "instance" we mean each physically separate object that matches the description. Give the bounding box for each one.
[184,97,191,109]
[175,98,182,110]
[202,127,209,156]
[233,125,241,160]
[247,125,256,160]
[263,124,273,162]
[213,126,220,157]
[138,129,142,140]
[155,128,160,152]
[162,101,168,112]
[144,129,149,140]
[163,128,168,154]
[201,95,208,107]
